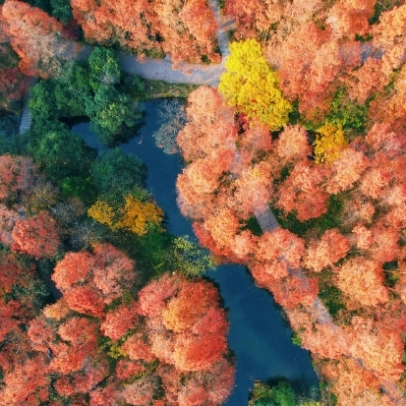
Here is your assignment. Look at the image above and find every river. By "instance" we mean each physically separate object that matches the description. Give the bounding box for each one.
[72,99,319,405]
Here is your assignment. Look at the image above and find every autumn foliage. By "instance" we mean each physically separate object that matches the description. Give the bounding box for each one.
[1,0,72,77]
[0,269,233,405]
[88,194,163,235]
[177,61,406,402]
[71,0,220,67]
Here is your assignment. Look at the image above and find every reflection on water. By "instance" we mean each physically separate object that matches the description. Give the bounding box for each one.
[72,99,319,405]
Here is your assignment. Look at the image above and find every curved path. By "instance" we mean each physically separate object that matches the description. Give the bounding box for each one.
[76,0,233,87]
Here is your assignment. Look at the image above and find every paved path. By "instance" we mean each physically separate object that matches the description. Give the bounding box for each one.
[118,0,233,86]
[18,78,37,134]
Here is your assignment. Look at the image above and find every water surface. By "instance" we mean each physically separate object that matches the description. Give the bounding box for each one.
[72,99,319,405]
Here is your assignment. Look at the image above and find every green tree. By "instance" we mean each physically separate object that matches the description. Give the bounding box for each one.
[171,236,216,276]
[88,47,121,93]
[91,147,146,203]
[50,0,72,23]
[249,380,323,406]
[325,88,368,133]
[86,84,141,146]
[52,64,92,117]
[30,127,94,180]
[219,39,292,130]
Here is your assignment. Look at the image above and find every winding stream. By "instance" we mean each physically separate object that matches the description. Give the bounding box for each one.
[72,99,319,405]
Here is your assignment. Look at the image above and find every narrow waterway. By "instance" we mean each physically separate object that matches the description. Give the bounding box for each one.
[72,99,319,405]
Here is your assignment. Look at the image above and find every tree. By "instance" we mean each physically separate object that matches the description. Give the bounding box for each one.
[173,333,227,371]
[50,0,73,23]
[140,275,232,374]
[0,354,50,405]
[117,194,164,236]
[91,148,145,203]
[326,0,375,39]
[0,154,34,201]
[275,161,330,221]
[224,0,284,39]
[314,122,348,164]
[71,0,157,53]
[322,357,382,405]
[0,204,20,245]
[88,194,164,236]
[86,84,141,146]
[303,229,350,273]
[2,0,71,78]
[219,39,292,130]
[100,302,139,341]
[248,379,302,406]
[153,100,186,155]
[300,322,348,360]
[138,273,180,318]
[52,244,136,313]
[233,160,275,216]
[154,0,220,66]
[265,21,345,116]
[121,332,156,363]
[118,375,158,405]
[177,86,235,162]
[371,4,406,75]
[31,128,93,181]
[170,235,216,277]
[71,0,219,66]
[276,125,311,164]
[11,212,60,259]
[162,280,227,335]
[326,147,369,194]
[88,47,121,91]
[344,58,386,104]
[336,257,389,307]
[348,317,404,381]
[0,252,31,294]
[254,228,305,275]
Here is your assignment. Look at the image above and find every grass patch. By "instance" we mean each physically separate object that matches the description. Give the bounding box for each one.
[138,79,198,100]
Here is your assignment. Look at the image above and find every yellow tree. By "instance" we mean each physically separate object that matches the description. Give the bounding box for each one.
[314,122,347,163]
[87,200,116,229]
[118,194,163,235]
[218,39,292,130]
[88,194,163,236]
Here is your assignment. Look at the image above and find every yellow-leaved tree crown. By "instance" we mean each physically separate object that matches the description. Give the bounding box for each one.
[218,39,292,130]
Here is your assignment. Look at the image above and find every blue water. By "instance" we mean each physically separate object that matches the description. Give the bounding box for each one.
[72,99,319,405]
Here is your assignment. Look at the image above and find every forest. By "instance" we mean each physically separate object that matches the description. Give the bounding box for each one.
[0,0,406,405]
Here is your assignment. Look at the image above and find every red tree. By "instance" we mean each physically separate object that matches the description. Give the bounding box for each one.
[0,154,34,201]
[276,161,329,221]
[336,257,389,308]
[11,212,60,259]
[303,229,350,273]
[2,0,71,77]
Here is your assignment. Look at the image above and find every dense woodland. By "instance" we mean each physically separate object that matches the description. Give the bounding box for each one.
[0,0,406,405]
